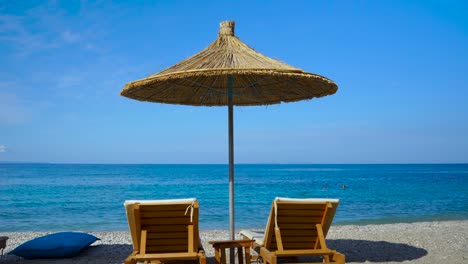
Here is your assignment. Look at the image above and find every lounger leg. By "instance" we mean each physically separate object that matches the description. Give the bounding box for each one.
[124,257,135,264]
[124,258,136,264]
[198,252,207,264]
[332,252,345,264]
[124,251,138,264]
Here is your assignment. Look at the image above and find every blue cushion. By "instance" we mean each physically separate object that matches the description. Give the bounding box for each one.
[9,232,99,259]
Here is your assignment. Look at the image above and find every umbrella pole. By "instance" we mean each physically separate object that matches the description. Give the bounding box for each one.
[228,74,235,264]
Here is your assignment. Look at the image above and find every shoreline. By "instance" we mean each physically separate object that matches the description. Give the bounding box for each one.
[1,220,467,263]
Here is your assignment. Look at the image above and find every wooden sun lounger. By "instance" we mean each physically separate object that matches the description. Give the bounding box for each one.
[240,197,345,264]
[124,198,206,264]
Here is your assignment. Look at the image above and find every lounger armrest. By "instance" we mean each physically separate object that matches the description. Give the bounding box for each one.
[259,247,277,264]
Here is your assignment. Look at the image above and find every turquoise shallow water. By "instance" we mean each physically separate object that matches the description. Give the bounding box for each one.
[0,164,467,231]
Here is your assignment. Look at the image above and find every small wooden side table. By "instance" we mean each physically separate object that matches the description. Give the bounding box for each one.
[209,239,255,264]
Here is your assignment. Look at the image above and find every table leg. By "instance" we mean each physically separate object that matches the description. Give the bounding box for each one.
[236,246,243,263]
[220,247,226,264]
[214,247,221,264]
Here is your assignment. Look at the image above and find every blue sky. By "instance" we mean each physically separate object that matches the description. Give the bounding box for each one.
[0,0,467,164]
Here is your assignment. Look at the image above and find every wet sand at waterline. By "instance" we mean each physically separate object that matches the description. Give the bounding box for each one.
[1,220,467,263]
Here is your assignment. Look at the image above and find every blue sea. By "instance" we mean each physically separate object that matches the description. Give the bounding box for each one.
[0,164,467,232]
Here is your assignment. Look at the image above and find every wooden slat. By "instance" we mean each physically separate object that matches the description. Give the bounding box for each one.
[283,242,317,249]
[146,238,187,246]
[144,225,188,232]
[277,216,323,224]
[270,238,318,246]
[275,236,317,243]
[277,210,325,217]
[277,204,326,210]
[147,232,187,239]
[274,227,284,251]
[132,207,142,251]
[141,211,189,218]
[141,218,191,225]
[188,225,194,253]
[139,204,191,212]
[135,252,199,261]
[274,249,336,257]
[276,223,316,229]
[281,229,317,237]
[146,245,189,252]
[316,224,327,250]
[268,245,278,250]
[140,230,147,254]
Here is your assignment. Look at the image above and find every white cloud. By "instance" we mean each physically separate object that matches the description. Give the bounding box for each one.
[0,145,6,153]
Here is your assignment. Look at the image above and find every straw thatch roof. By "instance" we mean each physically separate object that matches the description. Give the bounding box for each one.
[120,21,337,106]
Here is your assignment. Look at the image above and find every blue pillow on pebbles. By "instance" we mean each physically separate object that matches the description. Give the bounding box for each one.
[9,232,99,259]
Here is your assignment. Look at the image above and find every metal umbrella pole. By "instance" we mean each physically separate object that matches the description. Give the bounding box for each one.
[228,74,235,263]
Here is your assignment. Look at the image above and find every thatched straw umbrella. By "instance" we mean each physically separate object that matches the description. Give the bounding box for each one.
[120,21,337,242]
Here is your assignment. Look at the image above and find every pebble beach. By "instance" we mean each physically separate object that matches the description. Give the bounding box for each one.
[1,220,467,264]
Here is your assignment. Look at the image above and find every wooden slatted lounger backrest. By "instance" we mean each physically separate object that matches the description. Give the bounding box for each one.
[126,199,200,254]
[263,198,339,251]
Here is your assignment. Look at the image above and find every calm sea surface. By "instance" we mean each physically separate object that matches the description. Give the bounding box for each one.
[0,164,467,231]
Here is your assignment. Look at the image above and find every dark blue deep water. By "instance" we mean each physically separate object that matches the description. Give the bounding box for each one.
[0,164,467,231]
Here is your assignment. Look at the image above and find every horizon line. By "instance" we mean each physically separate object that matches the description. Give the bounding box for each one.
[1,161,467,165]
